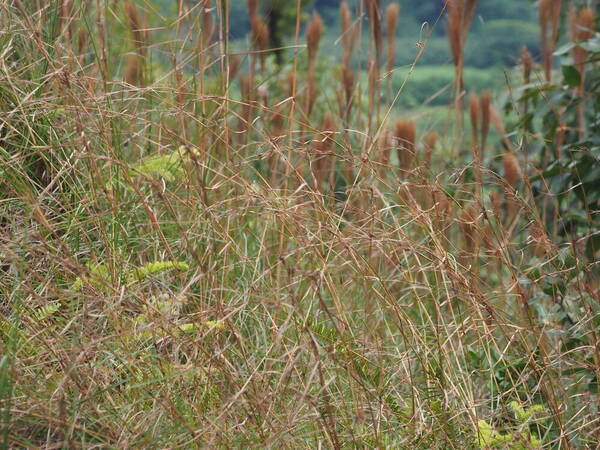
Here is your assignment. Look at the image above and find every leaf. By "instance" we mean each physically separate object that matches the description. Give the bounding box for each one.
[553,42,576,56]
[72,263,110,291]
[32,303,61,322]
[128,261,189,283]
[130,146,199,182]
[131,152,183,182]
[562,65,582,88]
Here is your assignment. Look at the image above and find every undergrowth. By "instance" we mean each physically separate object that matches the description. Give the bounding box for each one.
[0,0,598,448]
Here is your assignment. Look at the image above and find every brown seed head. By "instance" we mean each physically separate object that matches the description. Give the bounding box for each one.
[307,12,324,68]
[124,53,142,86]
[125,2,146,55]
[521,47,533,83]
[459,205,478,253]
[364,0,383,64]
[571,6,596,78]
[255,18,269,51]
[379,129,393,168]
[503,152,521,189]
[446,0,479,89]
[228,55,241,83]
[489,192,502,222]
[313,114,337,188]
[247,0,258,20]
[469,93,480,146]
[539,0,562,82]
[306,72,318,117]
[340,1,353,57]
[201,0,214,45]
[386,4,400,74]
[395,119,416,170]
[480,91,491,152]
[490,105,512,152]
[423,131,437,171]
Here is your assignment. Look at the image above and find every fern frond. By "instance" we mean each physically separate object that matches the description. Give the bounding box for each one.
[31,303,61,322]
[131,146,197,182]
[72,263,110,291]
[128,261,189,283]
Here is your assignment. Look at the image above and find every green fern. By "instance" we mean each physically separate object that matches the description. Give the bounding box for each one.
[71,263,110,291]
[127,261,189,283]
[31,303,61,322]
[72,260,189,291]
[131,146,198,182]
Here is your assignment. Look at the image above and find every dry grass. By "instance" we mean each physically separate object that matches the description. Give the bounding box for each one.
[0,1,598,448]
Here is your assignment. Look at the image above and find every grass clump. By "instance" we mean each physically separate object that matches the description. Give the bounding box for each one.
[0,0,598,448]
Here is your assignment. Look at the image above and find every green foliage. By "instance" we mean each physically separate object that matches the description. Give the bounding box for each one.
[477,402,546,449]
[391,65,504,107]
[128,261,190,283]
[72,260,189,291]
[466,20,540,67]
[508,30,600,259]
[31,303,61,322]
[131,146,198,182]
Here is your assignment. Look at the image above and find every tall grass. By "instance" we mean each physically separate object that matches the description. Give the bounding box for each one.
[0,0,598,448]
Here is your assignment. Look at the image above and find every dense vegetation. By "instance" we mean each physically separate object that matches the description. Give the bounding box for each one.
[1,0,599,448]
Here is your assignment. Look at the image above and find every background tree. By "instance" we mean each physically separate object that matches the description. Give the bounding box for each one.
[264,0,314,64]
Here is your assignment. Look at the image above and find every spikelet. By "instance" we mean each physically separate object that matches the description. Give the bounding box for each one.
[570,7,595,85]
[502,152,522,220]
[469,93,480,147]
[489,105,513,152]
[340,1,354,61]
[539,0,549,80]
[312,114,336,189]
[257,21,270,51]
[479,91,490,153]
[446,0,479,91]
[239,73,253,129]
[556,120,567,151]
[342,65,355,108]
[489,191,503,223]
[423,132,437,171]
[386,4,400,88]
[124,1,146,56]
[247,0,258,21]
[306,13,324,117]
[529,219,552,257]
[306,72,318,117]
[570,6,595,137]
[539,0,562,82]
[270,104,284,137]
[124,53,142,86]
[77,28,88,61]
[201,0,214,46]
[368,60,379,116]
[285,70,296,98]
[431,186,451,227]
[307,12,324,71]
[175,64,185,110]
[269,104,285,185]
[395,119,416,171]
[228,54,241,83]
[364,0,383,65]
[502,152,521,189]
[379,128,393,170]
[61,0,74,43]
[459,205,478,253]
[521,47,533,84]
[503,152,522,220]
